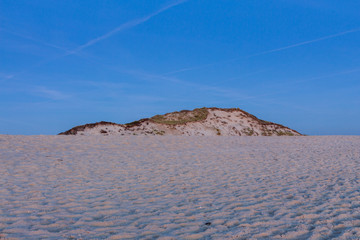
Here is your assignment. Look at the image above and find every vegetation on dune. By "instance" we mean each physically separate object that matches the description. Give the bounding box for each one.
[152,130,165,135]
[150,108,209,125]
[58,121,121,135]
[258,119,273,125]
[125,119,148,128]
[276,131,295,136]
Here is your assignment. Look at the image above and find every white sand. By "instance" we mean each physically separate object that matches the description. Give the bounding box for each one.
[0,135,360,239]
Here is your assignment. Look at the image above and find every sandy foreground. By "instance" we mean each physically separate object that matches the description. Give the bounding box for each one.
[0,136,360,240]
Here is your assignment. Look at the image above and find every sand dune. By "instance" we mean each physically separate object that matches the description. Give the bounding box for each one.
[0,135,359,239]
[59,108,301,136]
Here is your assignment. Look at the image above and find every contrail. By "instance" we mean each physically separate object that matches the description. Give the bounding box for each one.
[248,28,360,57]
[163,27,360,76]
[67,0,188,55]
[1,28,72,53]
[1,0,188,80]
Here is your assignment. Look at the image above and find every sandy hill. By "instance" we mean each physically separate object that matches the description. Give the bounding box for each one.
[59,107,302,136]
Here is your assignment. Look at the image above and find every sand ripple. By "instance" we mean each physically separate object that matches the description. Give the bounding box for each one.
[0,135,360,239]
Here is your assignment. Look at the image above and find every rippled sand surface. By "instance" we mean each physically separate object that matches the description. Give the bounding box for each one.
[1,136,360,239]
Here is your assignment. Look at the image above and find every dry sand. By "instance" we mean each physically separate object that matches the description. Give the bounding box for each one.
[0,135,360,239]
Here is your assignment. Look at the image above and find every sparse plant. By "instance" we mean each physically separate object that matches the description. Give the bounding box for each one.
[243,127,254,136]
[216,128,221,136]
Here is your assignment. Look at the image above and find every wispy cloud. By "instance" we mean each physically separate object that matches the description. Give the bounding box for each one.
[292,67,360,84]
[0,117,38,127]
[218,67,360,102]
[209,68,272,86]
[116,68,259,101]
[34,86,70,100]
[163,27,360,76]
[0,72,14,80]
[74,55,256,100]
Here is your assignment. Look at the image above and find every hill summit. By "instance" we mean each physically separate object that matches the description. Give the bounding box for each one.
[59,107,302,136]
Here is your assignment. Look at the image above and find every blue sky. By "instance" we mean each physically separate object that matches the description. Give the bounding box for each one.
[1,0,360,135]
